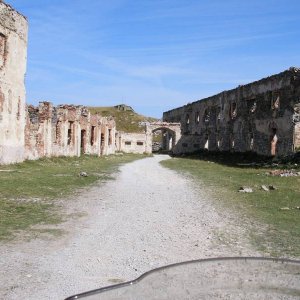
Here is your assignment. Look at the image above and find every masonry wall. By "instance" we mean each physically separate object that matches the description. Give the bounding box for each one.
[0,2,27,164]
[25,102,116,160]
[163,68,300,157]
[116,132,151,154]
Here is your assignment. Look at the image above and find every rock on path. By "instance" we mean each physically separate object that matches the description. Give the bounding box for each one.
[0,155,258,300]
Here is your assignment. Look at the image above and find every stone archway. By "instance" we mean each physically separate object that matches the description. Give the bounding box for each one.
[146,122,181,153]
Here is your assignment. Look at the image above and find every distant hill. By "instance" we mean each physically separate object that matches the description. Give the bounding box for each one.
[89,105,160,133]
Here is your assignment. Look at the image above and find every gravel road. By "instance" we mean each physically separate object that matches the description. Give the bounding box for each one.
[0,155,259,300]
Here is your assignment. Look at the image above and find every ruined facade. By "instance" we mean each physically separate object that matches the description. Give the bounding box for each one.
[116,122,182,154]
[116,132,151,154]
[1,2,300,163]
[0,2,27,164]
[25,102,116,160]
[163,68,300,157]
[0,3,117,165]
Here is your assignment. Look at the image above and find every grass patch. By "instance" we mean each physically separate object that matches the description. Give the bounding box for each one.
[89,106,158,133]
[0,199,60,241]
[161,155,300,257]
[0,154,146,240]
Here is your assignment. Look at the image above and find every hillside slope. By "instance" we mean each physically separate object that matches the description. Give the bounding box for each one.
[89,105,159,133]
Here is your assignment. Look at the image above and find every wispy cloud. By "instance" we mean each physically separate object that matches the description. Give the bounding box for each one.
[8,0,300,117]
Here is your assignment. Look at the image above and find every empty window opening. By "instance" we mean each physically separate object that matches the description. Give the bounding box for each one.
[271,92,280,110]
[230,133,235,150]
[247,99,257,113]
[81,130,86,153]
[250,133,254,151]
[0,33,6,68]
[204,134,209,149]
[182,143,188,148]
[108,129,112,145]
[67,121,74,145]
[90,126,96,145]
[217,107,221,122]
[195,112,200,124]
[203,109,210,124]
[125,141,131,146]
[230,103,237,119]
[270,128,278,156]
[186,114,190,125]
[137,141,144,146]
[101,133,105,144]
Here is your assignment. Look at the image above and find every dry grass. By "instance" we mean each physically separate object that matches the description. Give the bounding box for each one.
[0,154,146,240]
[161,156,300,257]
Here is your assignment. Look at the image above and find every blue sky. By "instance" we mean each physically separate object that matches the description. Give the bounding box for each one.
[8,0,300,118]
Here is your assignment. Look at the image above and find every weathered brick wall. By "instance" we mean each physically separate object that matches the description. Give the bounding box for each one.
[25,102,116,160]
[163,68,300,157]
[0,2,27,164]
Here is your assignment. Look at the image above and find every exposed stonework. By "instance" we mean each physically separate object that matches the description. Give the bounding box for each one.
[0,1,27,164]
[1,2,299,164]
[116,122,181,154]
[146,122,181,152]
[25,102,116,160]
[163,68,300,157]
[0,2,118,165]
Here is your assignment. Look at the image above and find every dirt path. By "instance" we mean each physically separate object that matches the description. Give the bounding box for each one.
[0,155,259,300]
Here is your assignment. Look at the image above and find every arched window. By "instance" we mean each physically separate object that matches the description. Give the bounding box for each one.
[230,103,237,119]
[203,109,210,124]
[271,92,280,110]
[186,114,190,125]
[195,112,200,124]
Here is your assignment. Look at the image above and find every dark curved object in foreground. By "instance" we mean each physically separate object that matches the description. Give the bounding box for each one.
[65,257,300,299]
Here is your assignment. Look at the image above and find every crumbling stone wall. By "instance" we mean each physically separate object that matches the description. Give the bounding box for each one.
[0,2,117,165]
[0,2,27,164]
[294,103,300,150]
[163,68,300,157]
[25,102,116,160]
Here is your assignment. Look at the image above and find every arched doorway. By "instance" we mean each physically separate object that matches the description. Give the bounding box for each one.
[146,122,181,154]
[152,127,176,152]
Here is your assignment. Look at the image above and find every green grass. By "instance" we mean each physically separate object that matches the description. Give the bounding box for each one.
[0,154,145,240]
[89,106,158,133]
[161,156,300,257]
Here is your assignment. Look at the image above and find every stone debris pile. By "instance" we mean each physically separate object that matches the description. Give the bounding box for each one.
[268,170,300,177]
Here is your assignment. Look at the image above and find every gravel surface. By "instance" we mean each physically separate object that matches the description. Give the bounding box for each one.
[0,155,260,300]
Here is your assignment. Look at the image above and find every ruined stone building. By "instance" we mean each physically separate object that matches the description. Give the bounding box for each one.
[0,2,27,164]
[116,122,182,155]
[25,102,116,160]
[0,2,116,165]
[163,68,300,157]
[1,2,300,163]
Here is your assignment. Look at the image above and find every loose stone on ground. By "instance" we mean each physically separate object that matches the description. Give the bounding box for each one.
[0,155,259,300]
